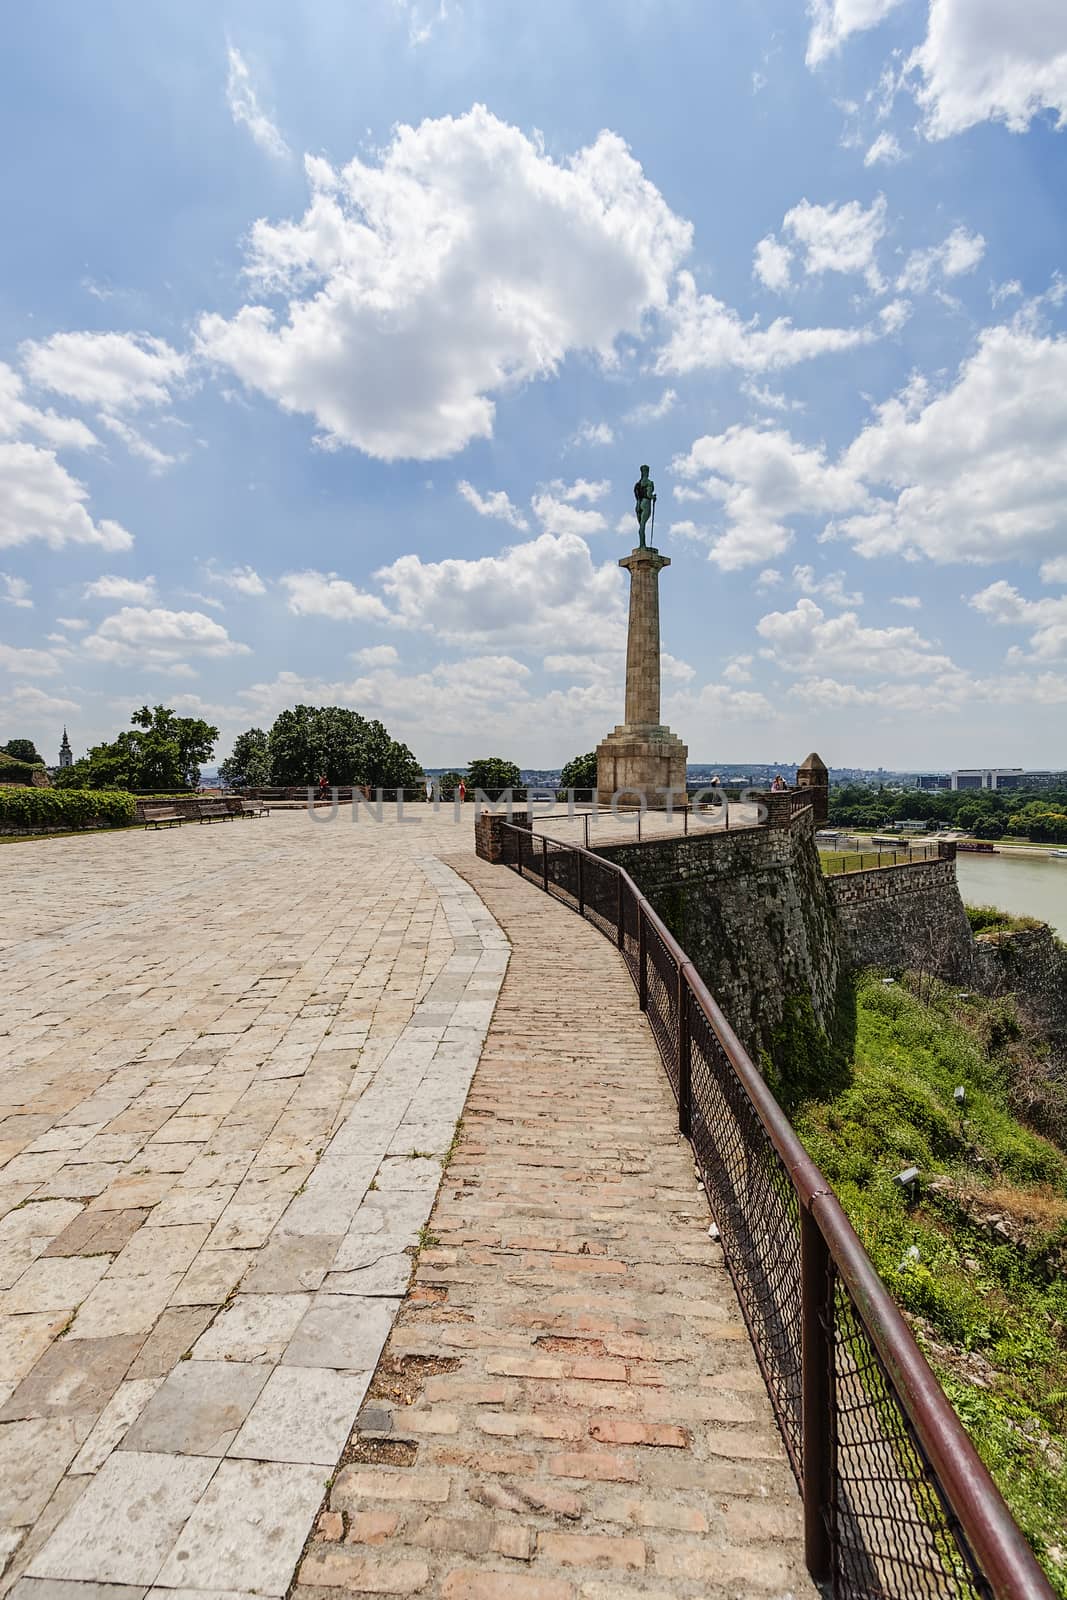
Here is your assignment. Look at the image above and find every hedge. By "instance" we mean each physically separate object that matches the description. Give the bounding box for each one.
[0,755,44,784]
[0,788,136,831]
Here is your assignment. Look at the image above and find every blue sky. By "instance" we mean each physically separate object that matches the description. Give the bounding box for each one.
[2,0,1067,771]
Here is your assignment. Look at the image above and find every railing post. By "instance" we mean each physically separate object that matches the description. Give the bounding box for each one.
[683,805,688,837]
[583,812,590,850]
[542,833,549,892]
[637,809,642,843]
[801,1206,834,1588]
[638,905,648,1010]
[577,850,584,917]
[677,963,691,1137]
[616,871,625,950]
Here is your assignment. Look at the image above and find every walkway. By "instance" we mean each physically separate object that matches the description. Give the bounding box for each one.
[292,851,815,1598]
[1,808,812,1600]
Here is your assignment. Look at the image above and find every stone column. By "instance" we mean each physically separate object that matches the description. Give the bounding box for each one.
[622,549,670,727]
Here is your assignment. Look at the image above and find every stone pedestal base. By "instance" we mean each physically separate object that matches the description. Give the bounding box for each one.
[596,725,688,807]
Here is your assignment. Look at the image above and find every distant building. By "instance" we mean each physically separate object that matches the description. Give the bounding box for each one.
[916,774,951,790]
[58,728,73,769]
[950,768,1062,791]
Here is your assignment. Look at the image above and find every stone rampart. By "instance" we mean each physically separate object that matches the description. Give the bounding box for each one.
[827,850,975,982]
[973,924,1067,1056]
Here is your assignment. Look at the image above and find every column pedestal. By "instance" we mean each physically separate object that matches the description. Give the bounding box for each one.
[596,546,688,807]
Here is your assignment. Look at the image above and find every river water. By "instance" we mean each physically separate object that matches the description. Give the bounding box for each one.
[955,852,1067,938]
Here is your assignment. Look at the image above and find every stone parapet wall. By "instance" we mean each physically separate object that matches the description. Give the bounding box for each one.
[474,809,531,863]
[828,854,974,980]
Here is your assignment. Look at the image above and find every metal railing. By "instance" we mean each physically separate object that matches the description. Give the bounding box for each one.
[821,839,943,875]
[498,821,1054,1600]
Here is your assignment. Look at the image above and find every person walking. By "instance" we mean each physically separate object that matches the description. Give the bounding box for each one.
[458,778,467,804]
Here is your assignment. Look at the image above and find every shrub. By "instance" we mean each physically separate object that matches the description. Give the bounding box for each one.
[0,787,135,831]
[0,754,43,785]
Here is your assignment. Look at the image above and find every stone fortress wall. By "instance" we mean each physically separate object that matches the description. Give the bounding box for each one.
[827,848,975,981]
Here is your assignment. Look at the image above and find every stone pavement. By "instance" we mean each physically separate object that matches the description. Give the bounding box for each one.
[0,810,508,1597]
[293,851,816,1599]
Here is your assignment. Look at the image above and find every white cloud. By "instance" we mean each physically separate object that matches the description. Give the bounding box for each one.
[5,683,79,716]
[897,225,985,293]
[758,596,959,677]
[993,280,1023,307]
[742,379,805,412]
[0,443,133,552]
[865,131,904,166]
[206,562,267,596]
[792,563,863,607]
[780,195,887,291]
[879,298,912,333]
[0,642,60,676]
[753,234,793,293]
[84,574,158,604]
[225,46,290,161]
[625,388,677,424]
[457,480,529,531]
[530,493,608,539]
[21,331,186,412]
[756,567,784,591]
[0,362,97,451]
[907,0,1067,139]
[376,530,626,651]
[279,570,392,622]
[197,107,692,461]
[891,594,922,609]
[82,606,251,668]
[570,421,616,448]
[806,0,907,66]
[1,573,32,608]
[969,579,1067,661]
[659,272,876,376]
[55,616,88,630]
[667,520,713,546]
[546,477,610,504]
[672,424,863,570]
[835,324,1067,562]
[1041,556,1067,585]
[97,414,177,471]
[352,643,400,667]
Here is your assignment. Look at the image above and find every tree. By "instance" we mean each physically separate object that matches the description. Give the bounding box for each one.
[361,721,422,789]
[218,729,271,789]
[51,706,218,792]
[559,751,597,790]
[2,739,42,764]
[466,756,521,795]
[267,705,368,785]
[436,771,465,799]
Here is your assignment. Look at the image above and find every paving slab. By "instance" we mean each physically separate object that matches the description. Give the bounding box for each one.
[153,1461,325,1596]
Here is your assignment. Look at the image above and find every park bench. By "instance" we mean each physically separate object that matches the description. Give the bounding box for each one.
[196,799,234,824]
[143,803,183,830]
[238,799,269,818]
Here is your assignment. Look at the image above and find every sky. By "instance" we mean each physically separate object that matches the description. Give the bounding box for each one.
[2,0,1067,773]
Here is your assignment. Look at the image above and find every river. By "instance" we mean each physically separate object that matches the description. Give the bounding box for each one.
[955,851,1067,938]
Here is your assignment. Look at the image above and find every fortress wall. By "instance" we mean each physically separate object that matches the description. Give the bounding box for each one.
[827,855,976,982]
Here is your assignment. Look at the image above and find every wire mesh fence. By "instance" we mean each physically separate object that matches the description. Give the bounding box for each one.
[498,820,1052,1600]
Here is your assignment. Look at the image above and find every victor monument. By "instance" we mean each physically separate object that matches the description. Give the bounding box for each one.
[596,464,689,805]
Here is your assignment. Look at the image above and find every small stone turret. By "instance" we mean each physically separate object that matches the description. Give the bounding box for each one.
[797,751,829,826]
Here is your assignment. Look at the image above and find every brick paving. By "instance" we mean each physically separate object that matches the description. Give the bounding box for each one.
[293,851,816,1600]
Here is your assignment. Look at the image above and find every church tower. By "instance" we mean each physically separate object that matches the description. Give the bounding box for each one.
[59,728,73,769]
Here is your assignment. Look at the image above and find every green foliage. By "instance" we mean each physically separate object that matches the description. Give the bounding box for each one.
[0,788,135,831]
[2,738,43,763]
[966,903,1043,934]
[436,770,465,799]
[762,988,853,1114]
[264,705,421,787]
[792,973,1067,1592]
[52,706,218,792]
[827,782,1067,844]
[218,728,271,789]
[559,751,598,790]
[466,756,521,794]
[0,754,42,784]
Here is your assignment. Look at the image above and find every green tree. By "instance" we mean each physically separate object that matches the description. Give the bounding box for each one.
[267,705,368,785]
[361,719,422,789]
[466,756,521,795]
[218,728,271,789]
[559,751,597,790]
[436,770,465,799]
[51,706,217,792]
[2,739,43,764]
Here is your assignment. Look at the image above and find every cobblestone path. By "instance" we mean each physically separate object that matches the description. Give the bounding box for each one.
[293,851,815,1600]
[0,811,507,1598]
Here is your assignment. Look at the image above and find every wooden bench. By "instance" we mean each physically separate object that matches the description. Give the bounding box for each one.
[238,799,269,818]
[196,800,234,824]
[143,803,183,830]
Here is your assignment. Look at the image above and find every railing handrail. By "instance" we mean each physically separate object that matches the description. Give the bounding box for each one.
[498,820,1054,1600]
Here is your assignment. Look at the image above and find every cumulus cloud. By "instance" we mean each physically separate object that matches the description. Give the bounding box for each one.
[658,273,875,376]
[896,225,985,293]
[753,234,793,293]
[792,563,863,607]
[891,594,922,609]
[969,579,1067,661]
[279,570,392,621]
[530,491,608,538]
[375,530,626,651]
[1042,556,1067,585]
[225,46,290,161]
[672,424,863,569]
[865,131,904,166]
[806,0,907,66]
[197,107,692,461]
[1,573,32,608]
[457,481,529,531]
[21,331,186,412]
[570,421,616,448]
[352,644,400,667]
[84,574,158,604]
[4,683,79,716]
[0,443,133,551]
[96,414,177,472]
[205,561,267,596]
[0,362,97,451]
[758,596,959,677]
[625,388,677,424]
[779,195,888,292]
[907,0,1067,139]
[82,606,251,668]
[0,641,61,676]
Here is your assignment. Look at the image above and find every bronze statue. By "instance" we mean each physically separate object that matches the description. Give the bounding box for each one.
[634,464,656,549]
